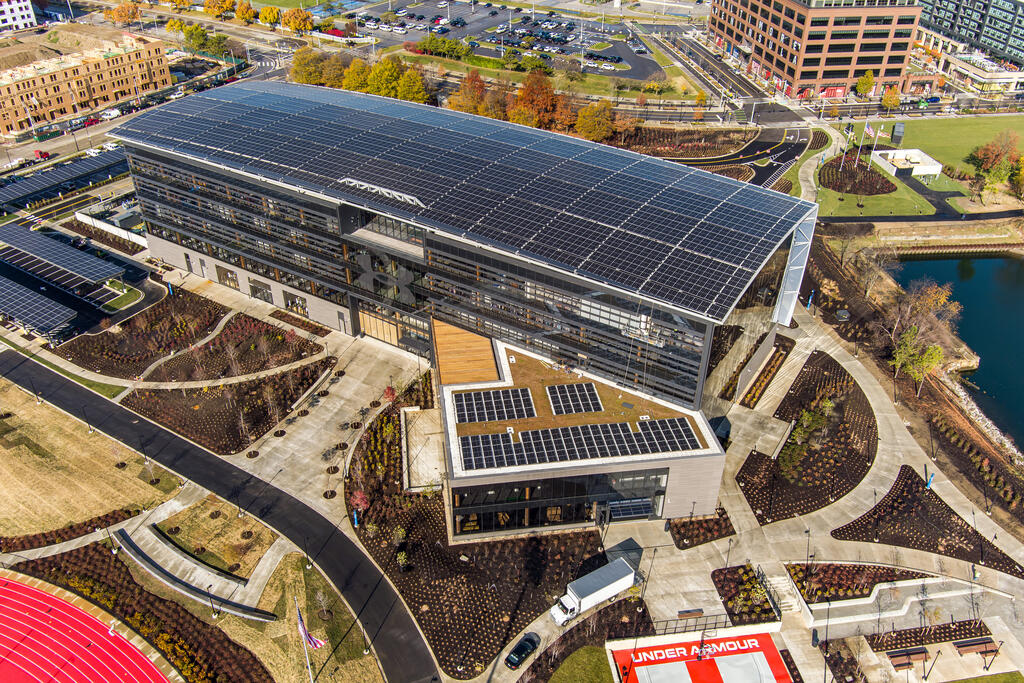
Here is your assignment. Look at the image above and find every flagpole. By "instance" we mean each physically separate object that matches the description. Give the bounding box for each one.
[869,124,881,160]
[295,597,316,683]
[854,123,867,166]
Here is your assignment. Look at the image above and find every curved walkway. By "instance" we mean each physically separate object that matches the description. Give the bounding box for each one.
[0,349,440,683]
[137,310,239,380]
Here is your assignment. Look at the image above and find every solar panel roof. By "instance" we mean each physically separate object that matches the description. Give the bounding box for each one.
[0,274,76,333]
[0,150,127,207]
[112,82,816,322]
[0,225,124,283]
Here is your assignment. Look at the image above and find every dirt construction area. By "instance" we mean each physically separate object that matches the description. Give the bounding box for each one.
[0,378,178,537]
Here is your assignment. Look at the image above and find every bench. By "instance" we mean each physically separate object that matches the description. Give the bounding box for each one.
[954,637,998,656]
[677,609,705,620]
[887,647,929,670]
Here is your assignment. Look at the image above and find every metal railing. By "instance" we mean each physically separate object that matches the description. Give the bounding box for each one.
[651,613,731,636]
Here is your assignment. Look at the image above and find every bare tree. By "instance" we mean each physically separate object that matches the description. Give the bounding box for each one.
[225,343,241,376]
[833,223,862,267]
[856,246,900,298]
[264,384,281,428]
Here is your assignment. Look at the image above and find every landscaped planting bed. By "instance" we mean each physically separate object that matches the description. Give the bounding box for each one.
[122,358,335,455]
[785,563,930,604]
[667,507,735,549]
[707,324,743,375]
[1,508,139,553]
[57,290,228,378]
[269,310,331,337]
[710,564,777,626]
[611,127,758,158]
[736,350,878,523]
[820,639,865,683]
[931,414,1024,515]
[809,129,829,151]
[61,219,145,255]
[832,465,1024,579]
[146,314,322,382]
[866,619,990,652]
[771,178,794,194]
[518,598,654,683]
[14,542,272,682]
[706,164,755,182]
[740,335,795,408]
[818,151,896,195]
[347,395,605,678]
[779,648,804,683]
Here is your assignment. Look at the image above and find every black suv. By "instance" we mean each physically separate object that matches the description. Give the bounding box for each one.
[504,634,540,670]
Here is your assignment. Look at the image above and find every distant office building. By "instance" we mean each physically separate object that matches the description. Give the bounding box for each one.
[709,0,937,98]
[918,0,1024,66]
[0,0,37,33]
[0,26,171,139]
[917,26,1024,92]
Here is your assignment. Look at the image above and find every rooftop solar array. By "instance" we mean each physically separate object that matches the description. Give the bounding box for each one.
[459,416,701,470]
[0,226,123,284]
[0,150,127,207]
[454,387,536,424]
[0,273,76,334]
[112,82,816,322]
[547,382,603,416]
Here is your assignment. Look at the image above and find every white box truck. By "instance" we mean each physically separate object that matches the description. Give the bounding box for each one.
[549,557,635,626]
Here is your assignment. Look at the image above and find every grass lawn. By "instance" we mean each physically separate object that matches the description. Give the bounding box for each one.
[780,127,826,197]
[155,494,278,578]
[611,33,626,40]
[836,116,1024,171]
[122,551,383,683]
[0,336,124,399]
[0,377,178,537]
[550,646,613,683]
[815,159,936,217]
[639,36,673,67]
[591,41,612,50]
[950,674,1024,683]
[101,283,143,313]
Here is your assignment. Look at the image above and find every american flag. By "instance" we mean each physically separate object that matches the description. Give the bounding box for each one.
[297,604,327,650]
[864,124,876,138]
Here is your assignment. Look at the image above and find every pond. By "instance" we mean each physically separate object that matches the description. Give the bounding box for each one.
[894,256,1024,449]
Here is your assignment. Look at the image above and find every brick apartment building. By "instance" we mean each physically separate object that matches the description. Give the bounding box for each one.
[709,0,935,98]
[0,33,171,138]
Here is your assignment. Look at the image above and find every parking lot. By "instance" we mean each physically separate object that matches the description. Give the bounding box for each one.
[345,0,662,80]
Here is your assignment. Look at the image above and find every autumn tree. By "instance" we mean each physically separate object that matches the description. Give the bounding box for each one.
[881,86,900,112]
[575,99,613,142]
[235,0,255,23]
[104,2,140,26]
[1009,156,1024,203]
[171,0,191,11]
[290,46,324,84]
[855,70,875,96]
[258,5,280,28]
[695,88,708,107]
[967,130,1019,173]
[366,57,403,98]
[282,8,313,33]
[341,58,370,91]
[165,18,185,42]
[396,68,428,103]
[320,54,348,88]
[877,278,961,351]
[448,69,486,113]
[183,24,208,52]
[513,70,556,128]
[204,0,234,19]
[508,105,539,127]
[552,94,577,132]
[477,88,508,120]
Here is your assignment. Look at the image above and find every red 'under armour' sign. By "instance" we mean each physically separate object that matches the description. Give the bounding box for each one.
[610,632,792,683]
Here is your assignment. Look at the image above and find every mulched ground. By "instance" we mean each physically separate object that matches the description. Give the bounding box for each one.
[832,465,1024,579]
[866,619,989,651]
[809,130,829,151]
[14,542,272,682]
[347,402,606,678]
[268,310,331,337]
[821,639,865,683]
[517,598,654,683]
[818,152,897,195]
[736,350,878,523]
[705,164,755,182]
[710,564,778,626]
[740,335,795,408]
[0,509,139,553]
[61,219,145,256]
[667,507,735,550]
[122,358,335,455]
[771,178,794,194]
[57,290,228,378]
[779,648,804,682]
[146,314,322,382]
[610,127,758,158]
[785,563,929,604]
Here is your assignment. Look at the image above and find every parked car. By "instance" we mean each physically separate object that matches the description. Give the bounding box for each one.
[82,118,100,127]
[100,108,121,120]
[33,149,51,160]
[504,634,540,670]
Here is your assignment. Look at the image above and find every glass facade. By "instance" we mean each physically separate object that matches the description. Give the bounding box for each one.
[452,469,669,535]
[126,147,763,410]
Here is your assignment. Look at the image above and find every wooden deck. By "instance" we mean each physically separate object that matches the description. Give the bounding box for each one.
[431,319,499,386]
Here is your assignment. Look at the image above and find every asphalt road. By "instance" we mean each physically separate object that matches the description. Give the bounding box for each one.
[0,351,440,683]
[667,34,765,99]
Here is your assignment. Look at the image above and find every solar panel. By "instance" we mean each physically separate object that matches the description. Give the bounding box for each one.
[0,273,76,334]
[459,416,701,470]
[0,150,127,207]
[453,387,536,424]
[113,82,816,322]
[0,226,124,283]
[547,383,603,416]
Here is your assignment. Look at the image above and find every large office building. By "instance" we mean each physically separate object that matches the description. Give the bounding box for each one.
[0,27,170,139]
[0,0,37,33]
[709,0,936,97]
[917,0,1024,67]
[113,81,816,535]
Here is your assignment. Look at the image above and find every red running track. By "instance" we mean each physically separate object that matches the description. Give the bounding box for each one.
[0,576,167,682]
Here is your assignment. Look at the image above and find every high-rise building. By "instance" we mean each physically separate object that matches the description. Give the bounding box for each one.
[113,82,817,536]
[0,0,37,33]
[918,0,1024,66]
[709,0,935,97]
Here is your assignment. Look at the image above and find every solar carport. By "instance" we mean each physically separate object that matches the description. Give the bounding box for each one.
[0,150,127,209]
[0,225,124,305]
[0,274,77,341]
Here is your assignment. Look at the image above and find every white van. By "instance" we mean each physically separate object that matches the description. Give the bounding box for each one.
[100,108,121,120]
